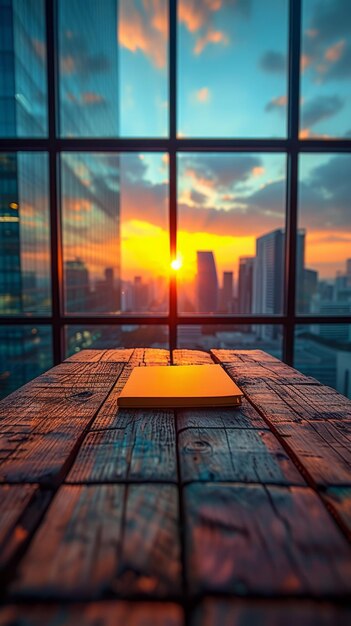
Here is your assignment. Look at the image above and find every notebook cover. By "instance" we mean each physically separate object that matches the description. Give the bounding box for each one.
[117,364,243,408]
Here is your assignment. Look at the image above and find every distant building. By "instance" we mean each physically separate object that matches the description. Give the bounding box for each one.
[238,257,255,314]
[196,251,218,313]
[94,267,120,312]
[133,276,149,312]
[253,229,285,315]
[302,268,318,313]
[219,271,234,313]
[65,259,91,312]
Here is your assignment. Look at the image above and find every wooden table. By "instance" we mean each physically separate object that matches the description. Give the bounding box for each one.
[0,348,351,625]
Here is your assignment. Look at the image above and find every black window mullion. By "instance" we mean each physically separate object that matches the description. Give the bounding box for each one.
[169,0,177,353]
[45,0,63,364]
[284,0,302,365]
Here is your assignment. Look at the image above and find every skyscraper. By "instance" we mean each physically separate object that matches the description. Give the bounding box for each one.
[220,271,234,313]
[253,229,285,315]
[238,257,255,314]
[196,251,218,313]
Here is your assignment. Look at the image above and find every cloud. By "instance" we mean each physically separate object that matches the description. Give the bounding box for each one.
[260,51,286,74]
[325,39,346,61]
[179,154,263,191]
[118,0,167,68]
[190,190,208,205]
[302,0,351,81]
[178,0,250,55]
[301,95,344,127]
[265,95,287,112]
[194,29,228,54]
[60,27,111,77]
[196,87,211,102]
[298,155,351,231]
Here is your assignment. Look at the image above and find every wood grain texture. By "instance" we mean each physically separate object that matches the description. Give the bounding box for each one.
[177,399,268,431]
[0,429,88,485]
[172,350,214,365]
[185,483,351,597]
[91,350,170,430]
[11,484,180,600]
[67,411,177,483]
[179,428,304,485]
[0,485,49,574]
[323,487,351,539]
[111,485,181,597]
[275,421,351,487]
[266,382,351,423]
[0,602,183,626]
[212,350,320,386]
[191,599,351,626]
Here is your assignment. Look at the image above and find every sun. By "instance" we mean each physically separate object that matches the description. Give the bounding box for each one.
[171,258,182,271]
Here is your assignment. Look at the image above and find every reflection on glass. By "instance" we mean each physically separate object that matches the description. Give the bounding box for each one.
[59,0,168,137]
[65,325,169,356]
[178,0,288,137]
[297,154,351,315]
[61,153,169,314]
[0,0,47,137]
[0,152,51,315]
[300,0,351,138]
[294,325,351,399]
[0,325,52,399]
[177,153,286,315]
[178,325,283,359]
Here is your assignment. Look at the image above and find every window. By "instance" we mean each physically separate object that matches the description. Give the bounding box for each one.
[0,0,350,399]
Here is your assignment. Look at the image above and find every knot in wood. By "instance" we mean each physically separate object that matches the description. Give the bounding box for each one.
[184,440,212,454]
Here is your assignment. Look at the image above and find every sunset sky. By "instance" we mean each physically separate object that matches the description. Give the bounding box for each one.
[20,0,351,289]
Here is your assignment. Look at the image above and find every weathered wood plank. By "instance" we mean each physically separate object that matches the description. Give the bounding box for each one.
[129,349,170,366]
[0,428,88,485]
[92,350,169,431]
[177,399,268,431]
[185,483,351,597]
[191,599,351,626]
[0,485,50,575]
[0,379,117,426]
[65,350,107,362]
[268,382,351,422]
[67,412,177,483]
[229,380,302,425]
[211,349,281,364]
[275,421,351,487]
[323,487,351,540]
[0,602,183,626]
[31,362,124,389]
[11,484,180,600]
[179,428,305,485]
[212,350,320,386]
[111,485,181,597]
[172,350,214,365]
[100,349,134,362]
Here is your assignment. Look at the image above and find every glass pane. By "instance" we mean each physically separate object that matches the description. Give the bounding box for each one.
[0,325,52,399]
[178,325,283,359]
[61,152,169,314]
[0,152,51,315]
[178,0,288,137]
[58,0,168,137]
[65,325,169,356]
[177,153,286,314]
[0,0,47,137]
[294,325,351,399]
[297,154,351,314]
[300,0,351,138]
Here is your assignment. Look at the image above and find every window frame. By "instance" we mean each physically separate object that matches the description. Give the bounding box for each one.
[0,0,350,366]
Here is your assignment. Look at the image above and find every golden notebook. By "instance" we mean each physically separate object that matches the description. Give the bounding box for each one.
[117,364,243,408]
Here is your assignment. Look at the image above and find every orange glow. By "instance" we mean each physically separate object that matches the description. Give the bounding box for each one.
[171,258,182,271]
